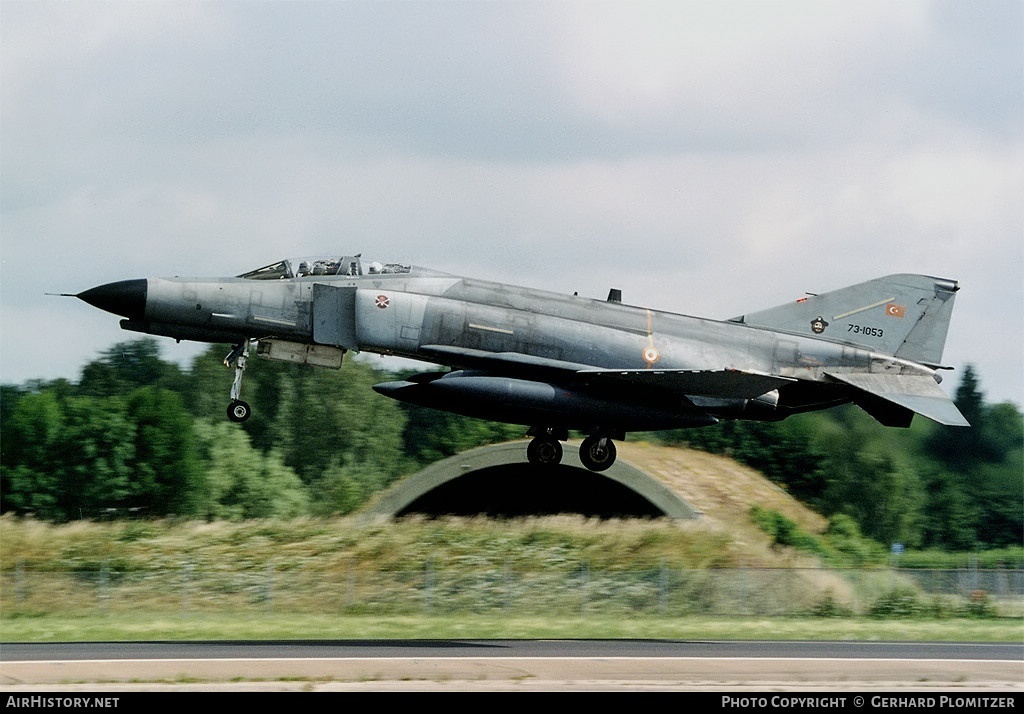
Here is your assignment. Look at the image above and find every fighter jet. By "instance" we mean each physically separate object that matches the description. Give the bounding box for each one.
[74,255,969,471]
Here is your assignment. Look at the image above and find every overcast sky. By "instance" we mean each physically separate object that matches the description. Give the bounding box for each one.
[2,0,1022,408]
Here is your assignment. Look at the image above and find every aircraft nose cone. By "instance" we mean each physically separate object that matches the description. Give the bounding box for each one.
[76,279,147,320]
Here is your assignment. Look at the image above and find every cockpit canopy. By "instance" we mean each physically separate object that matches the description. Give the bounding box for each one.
[238,256,412,280]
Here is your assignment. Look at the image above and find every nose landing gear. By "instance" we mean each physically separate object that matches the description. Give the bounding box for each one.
[224,340,252,423]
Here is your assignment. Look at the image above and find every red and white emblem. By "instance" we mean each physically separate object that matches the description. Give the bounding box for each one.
[375,294,390,309]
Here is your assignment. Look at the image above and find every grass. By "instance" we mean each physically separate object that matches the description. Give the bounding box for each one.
[0,514,747,572]
[4,613,1021,644]
[2,515,1022,645]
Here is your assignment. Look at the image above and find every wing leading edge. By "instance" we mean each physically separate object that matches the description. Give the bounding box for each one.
[422,345,795,397]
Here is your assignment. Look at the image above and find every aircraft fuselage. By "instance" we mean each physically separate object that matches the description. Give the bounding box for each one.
[75,256,966,470]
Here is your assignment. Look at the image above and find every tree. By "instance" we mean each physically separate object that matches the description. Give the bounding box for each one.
[3,385,204,520]
[182,344,293,453]
[650,415,829,504]
[309,458,391,516]
[125,387,204,517]
[974,454,1024,547]
[193,420,308,520]
[50,396,136,520]
[919,464,980,549]
[271,359,409,487]
[401,405,523,465]
[925,365,994,466]
[1,390,65,518]
[78,339,187,398]
[920,367,1023,548]
[816,417,927,547]
[972,402,1024,546]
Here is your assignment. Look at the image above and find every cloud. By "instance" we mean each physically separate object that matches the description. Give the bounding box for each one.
[1,1,1020,406]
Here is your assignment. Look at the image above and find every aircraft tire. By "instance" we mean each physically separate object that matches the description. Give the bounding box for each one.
[580,436,616,472]
[227,400,251,423]
[527,436,562,467]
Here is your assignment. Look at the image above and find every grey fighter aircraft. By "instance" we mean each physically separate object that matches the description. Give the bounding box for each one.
[73,255,969,471]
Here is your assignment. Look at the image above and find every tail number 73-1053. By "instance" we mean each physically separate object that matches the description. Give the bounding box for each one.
[848,324,884,337]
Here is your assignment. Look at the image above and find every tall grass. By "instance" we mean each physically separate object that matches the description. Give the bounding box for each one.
[2,515,1021,644]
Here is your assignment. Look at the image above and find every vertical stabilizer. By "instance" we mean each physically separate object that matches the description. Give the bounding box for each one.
[733,274,959,366]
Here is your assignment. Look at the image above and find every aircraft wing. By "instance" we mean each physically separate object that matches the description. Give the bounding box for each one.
[419,345,596,375]
[421,345,794,399]
[576,368,796,399]
[825,372,970,427]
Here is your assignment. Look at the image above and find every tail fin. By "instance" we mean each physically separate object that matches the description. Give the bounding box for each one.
[733,274,959,366]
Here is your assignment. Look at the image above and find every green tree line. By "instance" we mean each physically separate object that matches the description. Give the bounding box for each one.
[649,364,1022,550]
[1,339,1020,552]
[1,340,519,522]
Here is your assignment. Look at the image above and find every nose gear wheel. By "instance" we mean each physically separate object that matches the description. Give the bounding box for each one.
[227,399,251,423]
[224,340,253,422]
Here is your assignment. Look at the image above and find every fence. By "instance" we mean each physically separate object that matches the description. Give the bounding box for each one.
[3,563,1022,618]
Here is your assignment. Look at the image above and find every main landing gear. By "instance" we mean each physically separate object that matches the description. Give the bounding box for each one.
[224,340,252,423]
[526,428,619,472]
[579,435,616,472]
[526,426,566,466]
[527,433,563,467]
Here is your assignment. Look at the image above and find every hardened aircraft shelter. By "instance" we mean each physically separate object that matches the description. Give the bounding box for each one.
[362,442,701,521]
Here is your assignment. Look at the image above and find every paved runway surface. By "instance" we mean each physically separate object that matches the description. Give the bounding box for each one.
[2,640,1022,691]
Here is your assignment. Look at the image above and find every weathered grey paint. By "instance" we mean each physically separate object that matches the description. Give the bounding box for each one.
[80,258,970,448]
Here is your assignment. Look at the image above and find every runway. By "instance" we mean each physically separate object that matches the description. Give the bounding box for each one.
[2,640,1022,691]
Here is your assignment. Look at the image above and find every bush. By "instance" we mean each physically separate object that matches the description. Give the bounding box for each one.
[868,586,927,618]
[749,506,823,555]
[808,590,854,618]
[822,514,886,566]
[960,590,997,618]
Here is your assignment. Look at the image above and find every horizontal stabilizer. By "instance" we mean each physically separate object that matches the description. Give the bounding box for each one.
[577,368,795,399]
[826,372,970,427]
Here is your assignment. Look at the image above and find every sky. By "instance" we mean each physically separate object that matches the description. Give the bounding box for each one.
[2,0,1022,408]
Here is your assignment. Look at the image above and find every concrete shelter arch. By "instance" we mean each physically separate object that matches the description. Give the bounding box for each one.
[362,442,701,521]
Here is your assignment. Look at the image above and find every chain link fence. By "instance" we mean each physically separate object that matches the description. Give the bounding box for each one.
[3,563,1022,618]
